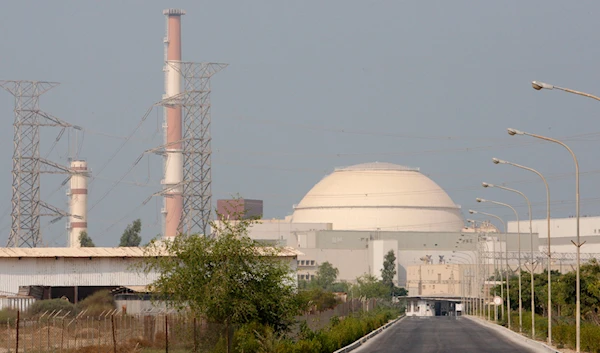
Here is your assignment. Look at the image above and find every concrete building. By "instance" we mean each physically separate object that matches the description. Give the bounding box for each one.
[241,162,536,288]
[291,162,464,232]
[509,216,600,255]
[217,198,264,220]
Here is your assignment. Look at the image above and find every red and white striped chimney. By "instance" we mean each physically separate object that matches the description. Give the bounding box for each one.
[162,9,185,239]
[68,160,88,247]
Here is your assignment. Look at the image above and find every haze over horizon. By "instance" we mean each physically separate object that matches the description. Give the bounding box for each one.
[1,1,599,247]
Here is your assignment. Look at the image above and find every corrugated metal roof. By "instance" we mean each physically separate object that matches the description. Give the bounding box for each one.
[0,246,303,258]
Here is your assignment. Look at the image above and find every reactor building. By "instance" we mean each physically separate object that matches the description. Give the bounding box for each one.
[227,162,536,289]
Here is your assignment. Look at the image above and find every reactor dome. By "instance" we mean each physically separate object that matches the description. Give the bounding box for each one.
[291,162,464,232]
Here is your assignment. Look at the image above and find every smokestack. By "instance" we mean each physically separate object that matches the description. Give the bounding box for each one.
[68,160,88,247]
[162,9,185,238]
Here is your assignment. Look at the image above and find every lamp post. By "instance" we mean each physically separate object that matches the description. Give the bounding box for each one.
[469,218,500,318]
[476,198,522,330]
[469,209,510,329]
[532,81,600,102]
[454,249,478,315]
[452,253,475,315]
[507,128,581,351]
[482,182,530,334]
[492,158,552,343]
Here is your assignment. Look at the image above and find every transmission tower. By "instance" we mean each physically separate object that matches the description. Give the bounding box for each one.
[0,80,76,247]
[169,62,226,236]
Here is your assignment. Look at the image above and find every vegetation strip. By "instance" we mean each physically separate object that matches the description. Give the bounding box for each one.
[333,314,406,353]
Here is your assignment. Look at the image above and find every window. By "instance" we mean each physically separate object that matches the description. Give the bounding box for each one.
[310,275,315,280]
[310,260,315,266]
[438,274,441,282]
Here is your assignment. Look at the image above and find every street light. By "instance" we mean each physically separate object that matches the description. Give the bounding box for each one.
[476,198,522,330]
[482,182,532,336]
[507,128,581,352]
[452,252,475,315]
[493,158,552,343]
[531,81,600,102]
[469,209,510,328]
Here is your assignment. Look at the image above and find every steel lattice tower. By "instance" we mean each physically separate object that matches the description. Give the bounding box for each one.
[0,80,74,247]
[177,62,226,236]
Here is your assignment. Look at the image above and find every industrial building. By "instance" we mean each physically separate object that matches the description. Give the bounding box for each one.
[0,246,300,312]
[239,162,535,288]
[508,216,600,255]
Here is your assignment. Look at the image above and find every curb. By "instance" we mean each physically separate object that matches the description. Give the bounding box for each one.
[332,314,406,353]
[466,316,563,353]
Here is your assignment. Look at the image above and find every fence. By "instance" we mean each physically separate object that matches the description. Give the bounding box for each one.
[1,299,380,352]
[1,311,226,353]
[296,298,378,332]
[0,297,36,312]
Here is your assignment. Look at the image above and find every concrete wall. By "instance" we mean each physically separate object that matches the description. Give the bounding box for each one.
[509,216,600,254]
[370,239,398,282]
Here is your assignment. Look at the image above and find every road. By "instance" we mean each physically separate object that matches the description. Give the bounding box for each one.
[353,316,536,353]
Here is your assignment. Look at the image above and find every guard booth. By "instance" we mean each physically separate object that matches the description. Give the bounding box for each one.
[405,296,461,317]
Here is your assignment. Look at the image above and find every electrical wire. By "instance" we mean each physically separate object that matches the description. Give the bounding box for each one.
[88,104,155,186]
[89,152,146,212]
[43,127,66,159]
[233,116,600,142]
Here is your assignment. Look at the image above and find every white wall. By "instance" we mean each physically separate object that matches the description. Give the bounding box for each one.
[509,216,600,254]
[370,239,398,283]
[0,257,157,295]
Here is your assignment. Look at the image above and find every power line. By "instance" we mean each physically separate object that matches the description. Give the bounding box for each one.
[232,116,600,143]
[88,104,156,187]
[89,152,146,212]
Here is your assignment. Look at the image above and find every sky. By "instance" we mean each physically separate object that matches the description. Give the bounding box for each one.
[1,1,599,247]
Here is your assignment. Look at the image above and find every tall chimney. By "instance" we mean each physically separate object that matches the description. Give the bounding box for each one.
[162,9,185,238]
[68,160,88,247]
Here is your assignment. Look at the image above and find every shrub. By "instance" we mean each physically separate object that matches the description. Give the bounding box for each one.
[0,308,19,325]
[76,290,116,316]
[581,324,600,353]
[28,298,76,317]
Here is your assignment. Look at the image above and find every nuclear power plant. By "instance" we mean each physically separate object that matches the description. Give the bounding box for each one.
[1,8,599,314]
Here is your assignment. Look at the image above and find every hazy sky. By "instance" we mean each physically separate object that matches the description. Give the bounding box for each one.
[1,1,599,247]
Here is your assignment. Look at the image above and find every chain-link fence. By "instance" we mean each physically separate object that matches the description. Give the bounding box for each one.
[1,299,381,352]
[1,311,225,352]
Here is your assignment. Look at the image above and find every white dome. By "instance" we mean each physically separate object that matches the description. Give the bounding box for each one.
[292,162,464,232]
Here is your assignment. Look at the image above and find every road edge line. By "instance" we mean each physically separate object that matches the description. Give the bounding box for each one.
[465,316,563,353]
[332,314,406,353]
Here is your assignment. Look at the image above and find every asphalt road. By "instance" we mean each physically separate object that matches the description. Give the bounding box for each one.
[353,316,536,353]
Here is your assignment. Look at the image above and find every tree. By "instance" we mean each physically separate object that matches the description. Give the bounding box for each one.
[139,215,298,353]
[79,231,95,247]
[381,250,397,293]
[314,261,339,291]
[119,219,142,247]
[352,274,389,299]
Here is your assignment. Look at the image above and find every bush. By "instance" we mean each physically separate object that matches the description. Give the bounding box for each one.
[0,308,19,325]
[230,308,399,353]
[581,324,600,353]
[76,290,116,316]
[297,288,340,312]
[28,298,76,317]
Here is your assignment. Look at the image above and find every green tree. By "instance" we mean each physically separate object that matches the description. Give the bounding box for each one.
[314,261,339,291]
[381,250,397,294]
[79,231,95,247]
[352,274,389,299]
[119,218,142,247]
[139,215,298,353]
